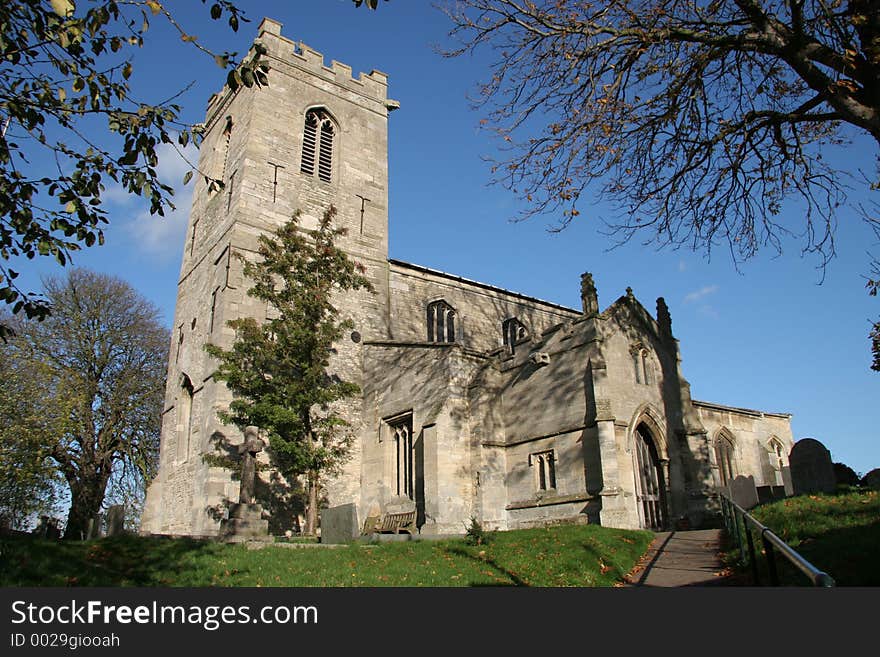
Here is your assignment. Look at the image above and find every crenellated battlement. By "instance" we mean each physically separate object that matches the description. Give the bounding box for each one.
[259,18,389,98]
[204,17,394,131]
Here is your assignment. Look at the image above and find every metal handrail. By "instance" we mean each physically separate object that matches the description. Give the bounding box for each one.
[719,491,835,587]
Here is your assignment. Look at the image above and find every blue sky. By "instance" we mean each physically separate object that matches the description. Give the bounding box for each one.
[13,2,880,474]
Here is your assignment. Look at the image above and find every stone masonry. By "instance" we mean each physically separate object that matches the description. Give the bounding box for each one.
[141,19,795,537]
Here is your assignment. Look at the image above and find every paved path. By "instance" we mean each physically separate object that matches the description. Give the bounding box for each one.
[625,529,745,587]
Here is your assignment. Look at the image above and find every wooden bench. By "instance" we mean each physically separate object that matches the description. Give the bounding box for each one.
[362,510,417,535]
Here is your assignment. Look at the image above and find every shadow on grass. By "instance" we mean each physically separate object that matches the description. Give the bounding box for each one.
[0,534,250,587]
[443,546,524,586]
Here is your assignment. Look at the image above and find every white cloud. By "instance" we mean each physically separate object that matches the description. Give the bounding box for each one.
[122,141,199,259]
[683,284,719,304]
[678,259,687,272]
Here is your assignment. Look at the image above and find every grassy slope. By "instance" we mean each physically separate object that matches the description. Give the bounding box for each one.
[0,524,653,587]
[743,490,880,586]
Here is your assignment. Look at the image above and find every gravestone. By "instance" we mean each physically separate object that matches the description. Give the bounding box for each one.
[756,485,787,505]
[106,505,126,536]
[789,438,836,495]
[729,475,759,509]
[319,503,359,544]
[781,466,794,496]
[85,513,103,540]
[33,516,61,540]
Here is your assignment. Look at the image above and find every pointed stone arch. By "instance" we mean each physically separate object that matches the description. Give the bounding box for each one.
[713,427,738,487]
[625,403,668,461]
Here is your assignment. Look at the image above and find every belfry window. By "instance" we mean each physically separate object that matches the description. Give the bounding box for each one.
[427,300,456,343]
[530,450,556,491]
[502,317,529,350]
[301,109,335,183]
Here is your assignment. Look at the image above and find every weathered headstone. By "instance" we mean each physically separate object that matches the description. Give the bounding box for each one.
[789,438,836,495]
[781,465,794,496]
[756,485,787,505]
[85,513,103,540]
[319,503,359,544]
[106,505,126,536]
[33,516,61,540]
[729,475,759,509]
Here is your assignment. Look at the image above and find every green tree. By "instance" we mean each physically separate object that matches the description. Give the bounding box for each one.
[442,1,879,363]
[0,1,268,336]
[0,328,68,529]
[0,268,169,538]
[206,206,373,535]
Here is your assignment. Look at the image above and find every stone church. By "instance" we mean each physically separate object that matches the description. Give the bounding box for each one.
[140,19,794,537]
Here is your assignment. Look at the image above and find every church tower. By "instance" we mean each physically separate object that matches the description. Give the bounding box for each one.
[141,18,397,535]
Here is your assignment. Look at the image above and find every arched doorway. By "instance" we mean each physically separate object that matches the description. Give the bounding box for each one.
[633,423,667,530]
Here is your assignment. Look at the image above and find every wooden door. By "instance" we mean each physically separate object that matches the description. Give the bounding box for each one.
[635,425,666,530]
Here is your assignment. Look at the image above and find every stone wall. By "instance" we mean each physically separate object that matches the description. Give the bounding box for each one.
[695,401,794,488]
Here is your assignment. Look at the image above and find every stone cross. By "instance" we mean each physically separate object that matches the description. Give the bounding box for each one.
[238,426,265,504]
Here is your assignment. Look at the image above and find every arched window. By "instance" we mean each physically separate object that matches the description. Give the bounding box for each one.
[630,345,653,384]
[502,317,529,350]
[768,438,786,486]
[427,300,456,343]
[642,351,653,385]
[715,432,736,486]
[300,108,335,183]
[530,450,556,491]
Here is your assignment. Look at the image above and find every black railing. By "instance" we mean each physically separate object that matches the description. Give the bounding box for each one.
[719,492,835,587]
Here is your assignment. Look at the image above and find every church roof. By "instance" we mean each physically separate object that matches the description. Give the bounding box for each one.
[388,259,580,315]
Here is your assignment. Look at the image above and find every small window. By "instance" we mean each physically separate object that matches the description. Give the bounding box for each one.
[427,300,456,343]
[530,450,556,491]
[502,317,529,350]
[301,109,335,183]
[642,351,653,384]
[631,346,653,384]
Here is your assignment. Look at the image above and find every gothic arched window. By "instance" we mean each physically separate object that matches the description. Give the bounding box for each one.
[769,437,786,486]
[715,432,736,486]
[301,108,335,183]
[427,300,456,343]
[502,317,529,349]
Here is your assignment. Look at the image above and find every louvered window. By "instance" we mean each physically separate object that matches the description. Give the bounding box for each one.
[301,109,335,183]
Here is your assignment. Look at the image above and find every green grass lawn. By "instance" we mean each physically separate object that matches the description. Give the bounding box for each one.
[0,523,653,587]
[729,490,880,586]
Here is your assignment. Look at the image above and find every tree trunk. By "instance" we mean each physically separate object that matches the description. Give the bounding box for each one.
[305,470,319,535]
[63,476,108,540]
